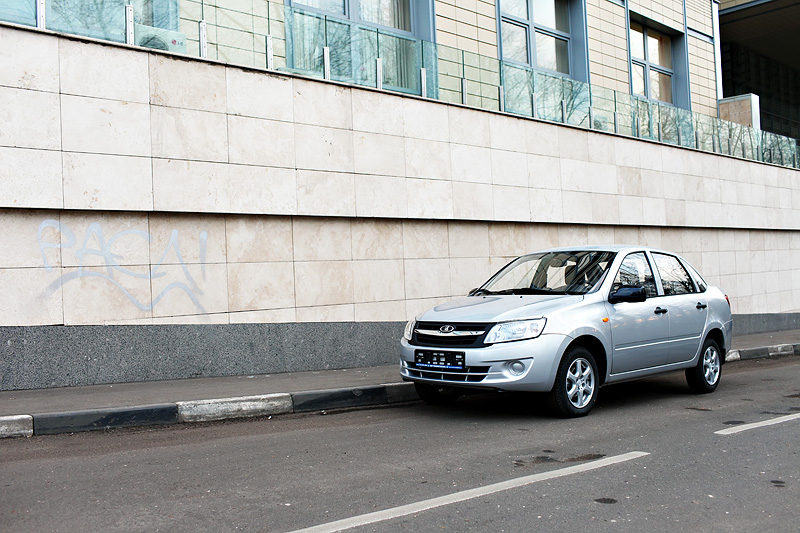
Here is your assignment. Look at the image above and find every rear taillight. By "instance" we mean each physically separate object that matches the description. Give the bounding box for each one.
[725,295,730,308]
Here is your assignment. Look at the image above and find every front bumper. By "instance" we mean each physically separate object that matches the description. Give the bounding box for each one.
[400,333,569,392]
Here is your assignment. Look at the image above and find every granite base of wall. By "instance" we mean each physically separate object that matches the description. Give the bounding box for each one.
[2,314,799,390]
[0,322,404,391]
[733,313,800,336]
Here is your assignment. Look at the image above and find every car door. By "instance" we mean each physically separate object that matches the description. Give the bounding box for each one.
[651,252,708,365]
[607,251,670,374]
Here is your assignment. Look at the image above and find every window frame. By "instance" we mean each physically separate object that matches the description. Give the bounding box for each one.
[498,0,572,76]
[629,22,674,105]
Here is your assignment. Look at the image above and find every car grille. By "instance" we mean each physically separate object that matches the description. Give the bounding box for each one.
[411,322,492,348]
[404,362,491,383]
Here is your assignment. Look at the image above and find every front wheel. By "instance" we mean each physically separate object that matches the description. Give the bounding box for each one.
[547,346,599,417]
[686,338,721,393]
[414,383,463,405]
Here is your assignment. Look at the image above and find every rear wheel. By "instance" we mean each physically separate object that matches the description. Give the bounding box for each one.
[414,383,463,405]
[547,346,599,417]
[686,338,721,393]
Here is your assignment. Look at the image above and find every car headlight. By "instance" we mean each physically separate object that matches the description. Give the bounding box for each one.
[485,319,546,344]
[403,319,416,341]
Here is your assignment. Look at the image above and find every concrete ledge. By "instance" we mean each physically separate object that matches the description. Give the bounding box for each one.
[292,386,389,413]
[177,393,293,422]
[0,415,33,438]
[33,404,178,435]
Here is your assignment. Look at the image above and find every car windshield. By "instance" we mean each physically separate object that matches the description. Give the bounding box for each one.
[474,250,617,296]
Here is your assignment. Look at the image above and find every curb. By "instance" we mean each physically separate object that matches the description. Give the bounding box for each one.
[2,346,799,439]
[724,343,800,362]
[0,382,418,438]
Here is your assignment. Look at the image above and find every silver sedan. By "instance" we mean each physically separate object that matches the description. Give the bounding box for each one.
[400,245,733,417]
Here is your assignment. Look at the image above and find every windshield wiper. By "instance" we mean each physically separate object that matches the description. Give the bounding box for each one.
[491,288,553,295]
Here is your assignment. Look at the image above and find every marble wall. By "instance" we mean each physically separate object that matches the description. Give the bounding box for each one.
[2,24,800,330]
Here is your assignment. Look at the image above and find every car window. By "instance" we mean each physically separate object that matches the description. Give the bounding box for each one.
[613,252,658,297]
[683,261,708,292]
[652,253,697,295]
[478,250,616,295]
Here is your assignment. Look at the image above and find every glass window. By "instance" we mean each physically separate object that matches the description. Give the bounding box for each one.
[532,0,569,32]
[502,21,529,63]
[359,0,411,32]
[629,23,644,60]
[500,0,572,74]
[297,0,412,32]
[648,31,672,68]
[629,22,673,104]
[632,63,646,97]
[650,70,672,103]
[501,0,528,20]
[300,0,346,15]
[614,252,657,298]
[535,32,569,74]
[652,253,696,295]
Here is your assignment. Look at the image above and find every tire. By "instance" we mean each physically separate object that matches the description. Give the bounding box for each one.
[414,382,463,405]
[547,346,599,418]
[686,338,722,393]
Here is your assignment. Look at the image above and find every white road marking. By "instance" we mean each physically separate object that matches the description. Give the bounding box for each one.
[289,451,650,533]
[715,412,800,435]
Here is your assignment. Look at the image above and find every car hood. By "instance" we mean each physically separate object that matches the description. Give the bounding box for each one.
[417,294,585,323]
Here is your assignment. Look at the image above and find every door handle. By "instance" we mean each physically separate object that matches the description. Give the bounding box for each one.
[654,307,668,315]
[696,302,707,309]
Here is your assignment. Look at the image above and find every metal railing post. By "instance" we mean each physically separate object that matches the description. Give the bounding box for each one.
[266,35,274,70]
[588,106,594,129]
[613,112,619,134]
[36,0,45,29]
[531,93,537,119]
[199,21,208,58]
[125,4,134,45]
[499,85,505,112]
[420,68,427,98]
[561,100,566,123]
[461,78,467,105]
[323,47,331,80]
[376,58,383,90]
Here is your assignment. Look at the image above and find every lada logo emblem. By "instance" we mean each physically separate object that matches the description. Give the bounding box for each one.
[439,325,456,333]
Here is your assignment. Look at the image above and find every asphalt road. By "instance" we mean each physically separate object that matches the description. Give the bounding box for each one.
[2,357,799,533]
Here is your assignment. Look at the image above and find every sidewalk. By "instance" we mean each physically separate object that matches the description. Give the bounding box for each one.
[2,330,799,438]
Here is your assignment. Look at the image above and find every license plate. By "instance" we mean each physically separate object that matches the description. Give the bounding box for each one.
[414,350,465,371]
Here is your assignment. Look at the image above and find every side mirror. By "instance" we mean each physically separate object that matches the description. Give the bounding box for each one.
[609,285,647,304]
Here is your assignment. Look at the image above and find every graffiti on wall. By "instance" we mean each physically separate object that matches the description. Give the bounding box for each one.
[38,220,210,312]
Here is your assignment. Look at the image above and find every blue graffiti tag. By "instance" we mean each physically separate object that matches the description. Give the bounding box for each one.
[38,220,210,312]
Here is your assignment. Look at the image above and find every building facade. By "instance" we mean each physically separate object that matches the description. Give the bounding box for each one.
[1,0,799,390]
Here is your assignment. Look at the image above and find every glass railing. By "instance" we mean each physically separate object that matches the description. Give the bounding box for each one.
[285,7,434,97]
[2,1,798,169]
[1,0,36,26]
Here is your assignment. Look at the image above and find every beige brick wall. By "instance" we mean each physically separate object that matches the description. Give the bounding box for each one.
[180,0,286,69]
[587,0,629,93]
[686,0,713,36]
[629,0,684,32]
[689,36,717,117]
[435,0,498,58]
[719,0,754,9]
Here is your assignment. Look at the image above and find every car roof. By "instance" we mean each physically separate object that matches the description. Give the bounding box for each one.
[526,245,676,255]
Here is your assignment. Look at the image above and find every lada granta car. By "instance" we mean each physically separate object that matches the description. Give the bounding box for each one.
[400,245,733,417]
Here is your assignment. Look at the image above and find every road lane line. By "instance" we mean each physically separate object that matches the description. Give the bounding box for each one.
[289,451,650,533]
[715,413,800,435]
